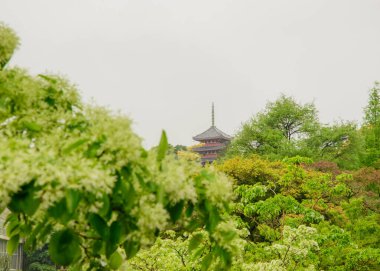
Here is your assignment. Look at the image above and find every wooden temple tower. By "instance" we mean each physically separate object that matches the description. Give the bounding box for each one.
[192,103,232,164]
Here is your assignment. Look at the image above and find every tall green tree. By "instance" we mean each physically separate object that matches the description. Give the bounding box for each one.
[262,95,319,141]
[363,82,380,167]
[303,122,364,169]
[228,95,319,159]
[228,95,364,168]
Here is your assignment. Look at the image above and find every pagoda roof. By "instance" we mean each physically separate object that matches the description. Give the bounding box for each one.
[193,126,232,141]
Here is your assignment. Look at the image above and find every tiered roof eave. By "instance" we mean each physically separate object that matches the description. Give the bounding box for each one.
[193,126,232,141]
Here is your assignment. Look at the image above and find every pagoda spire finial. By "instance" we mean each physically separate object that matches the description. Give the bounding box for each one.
[212,102,215,127]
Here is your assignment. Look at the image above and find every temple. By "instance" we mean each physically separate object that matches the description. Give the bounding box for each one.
[192,103,232,164]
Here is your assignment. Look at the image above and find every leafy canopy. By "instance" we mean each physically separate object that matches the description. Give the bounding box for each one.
[362,82,380,167]
[228,95,318,158]
[0,22,19,70]
[227,95,364,169]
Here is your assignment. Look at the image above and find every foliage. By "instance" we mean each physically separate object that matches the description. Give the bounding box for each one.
[304,122,364,169]
[349,167,380,213]
[261,95,319,141]
[228,95,319,159]
[125,231,194,271]
[27,263,56,271]
[306,160,341,175]
[126,224,245,271]
[362,82,380,167]
[0,22,19,70]
[177,150,201,161]
[227,96,365,169]
[25,245,56,271]
[173,144,188,154]
[216,155,380,270]
[215,155,284,186]
[1,22,379,271]
[0,23,240,270]
[246,225,320,271]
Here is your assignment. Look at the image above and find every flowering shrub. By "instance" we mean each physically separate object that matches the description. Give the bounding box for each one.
[0,24,240,270]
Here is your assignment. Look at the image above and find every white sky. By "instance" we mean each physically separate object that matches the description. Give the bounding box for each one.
[1,0,380,147]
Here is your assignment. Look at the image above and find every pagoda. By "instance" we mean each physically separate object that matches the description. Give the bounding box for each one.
[192,103,232,164]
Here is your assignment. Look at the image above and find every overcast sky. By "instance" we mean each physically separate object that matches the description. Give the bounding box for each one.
[1,0,380,147]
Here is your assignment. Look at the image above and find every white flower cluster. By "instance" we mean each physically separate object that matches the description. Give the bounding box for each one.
[245,225,319,271]
[246,259,286,271]
[134,195,170,245]
[85,108,142,169]
[203,167,233,208]
[0,135,116,214]
[152,156,199,204]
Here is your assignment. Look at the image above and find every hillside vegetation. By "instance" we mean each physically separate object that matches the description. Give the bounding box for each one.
[0,23,379,271]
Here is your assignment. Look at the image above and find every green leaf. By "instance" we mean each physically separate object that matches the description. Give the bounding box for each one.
[205,202,221,232]
[62,139,88,154]
[66,189,81,214]
[125,182,136,211]
[156,130,168,162]
[4,212,18,227]
[112,177,133,209]
[36,223,53,245]
[120,164,132,180]
[6,218,19,237]
[8,181,40,216]
[98,193,110,217]
[124,240,140,259]
[109,221,123,248]
[6,234,19,255]
[140,147,148,158]
[24,220,45,250]
[155,184,168,206]
[48,199,71,224]
[106,220,123,259]
[23,121,42,132]
[201,253,213,271]
[216,247,232,268]
[186,219,203,232]
[109,251,123,270]
[167,200,185,222]
[192,246,205,261]
[85,136,106,158]
[49,229,81,266]
[106,242,117,260]
[38,74,58,83]
[188,233,203,252]
[92,240,104,256]
[185,203,194,217]
[89,213,109,239]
